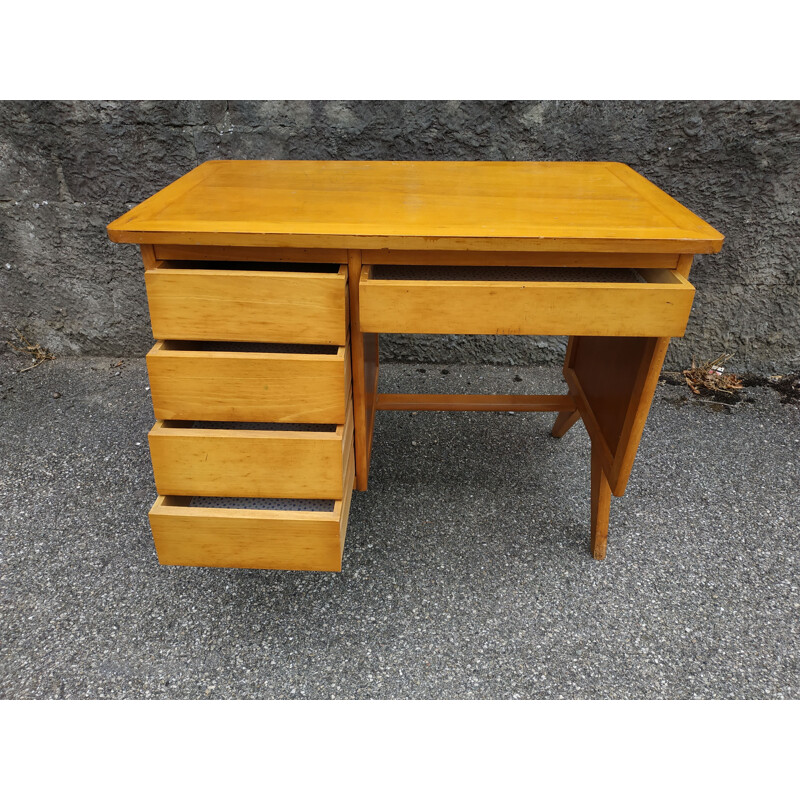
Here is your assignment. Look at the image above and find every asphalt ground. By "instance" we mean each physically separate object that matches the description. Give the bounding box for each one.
[1,354,797,699]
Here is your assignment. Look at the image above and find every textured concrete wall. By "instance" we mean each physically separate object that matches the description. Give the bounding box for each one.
[1,100,798,372]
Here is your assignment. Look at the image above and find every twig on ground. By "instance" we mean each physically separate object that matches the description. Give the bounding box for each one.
[7,329,55,372]
[682,354,743,397]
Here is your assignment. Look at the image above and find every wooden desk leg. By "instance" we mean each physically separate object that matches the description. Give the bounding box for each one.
[564,334,671,558]
[551,337,580,438]
[348,250,379,491]
[551,408,581,438]
[590,444,611,560]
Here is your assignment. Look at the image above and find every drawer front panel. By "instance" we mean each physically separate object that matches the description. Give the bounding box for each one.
[148,397,354,499]
[147,342,350,424]
[145,266,347,345]
[359,266,695,337]
[148,444,355,572]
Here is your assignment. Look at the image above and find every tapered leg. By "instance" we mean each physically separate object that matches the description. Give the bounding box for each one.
[590,444,611,560]
[348,251,380,491]
[551,408,580,438]
[348,251,369,490]
[552,336,581,439]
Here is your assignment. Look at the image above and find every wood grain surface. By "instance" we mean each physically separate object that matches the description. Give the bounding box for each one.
[108,160,724,253]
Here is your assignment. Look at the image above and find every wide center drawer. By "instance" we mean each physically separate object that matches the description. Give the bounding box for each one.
[147,340,351,423]
[144,262,348,345]
[148,395,354,499]
[359,265,695,337]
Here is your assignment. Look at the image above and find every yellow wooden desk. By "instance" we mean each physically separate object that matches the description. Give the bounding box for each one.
[108,160,723,569]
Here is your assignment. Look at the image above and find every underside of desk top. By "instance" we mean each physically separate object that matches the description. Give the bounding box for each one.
[107,160,724,254]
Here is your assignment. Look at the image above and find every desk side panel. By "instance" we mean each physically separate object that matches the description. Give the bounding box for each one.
[565,336,670,496]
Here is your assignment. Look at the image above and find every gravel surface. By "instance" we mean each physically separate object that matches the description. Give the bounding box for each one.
[1,355,798,699]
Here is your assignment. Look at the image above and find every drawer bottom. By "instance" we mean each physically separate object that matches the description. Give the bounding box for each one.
[149,443,355,572]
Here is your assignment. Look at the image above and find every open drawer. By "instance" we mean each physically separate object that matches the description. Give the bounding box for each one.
[148,394,354,499]
[359,265,695,337]
[146,340,351,424]
[144,262,348,345]
[148,442,355,572]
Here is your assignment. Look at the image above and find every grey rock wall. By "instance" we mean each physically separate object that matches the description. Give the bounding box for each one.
[1,100,798,372]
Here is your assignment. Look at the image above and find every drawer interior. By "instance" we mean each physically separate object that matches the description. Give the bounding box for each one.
[187,496,336,512]
[177,420,339,432]
[157,341,342,355]
[158,260,342,273]
[157,419,341,434]
[370,265,648,282]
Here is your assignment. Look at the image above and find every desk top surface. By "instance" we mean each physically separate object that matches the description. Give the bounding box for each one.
[107,160,723,254]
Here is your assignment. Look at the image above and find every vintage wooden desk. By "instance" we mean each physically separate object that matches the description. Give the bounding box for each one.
[107,160,723,569]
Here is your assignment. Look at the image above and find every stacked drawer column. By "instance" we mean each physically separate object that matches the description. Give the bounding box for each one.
[140,246,354,571]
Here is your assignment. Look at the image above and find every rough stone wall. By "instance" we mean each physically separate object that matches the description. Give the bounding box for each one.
[1,100,798,372]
